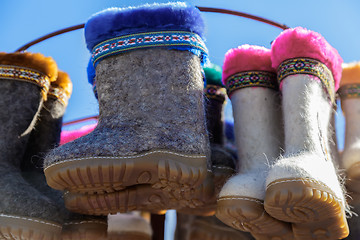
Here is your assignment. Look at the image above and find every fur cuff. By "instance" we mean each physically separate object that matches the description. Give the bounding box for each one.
[85,2,205,51]
[222,44,274,86]
[0,52,58,82]
[204,63,223,87]
[340,62,360,86]
[271,27,343,91]
[48,71,73,106]
[53,71,73,97]
[87,59,96,85]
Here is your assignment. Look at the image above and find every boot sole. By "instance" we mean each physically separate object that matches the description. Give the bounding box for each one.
[107,232,151,240]
[216,197,293,239]
[64,171,215,215]
[188,218,253,240]
[346,162,360,193]
[264,178,349,239]
[44,150,207,194]
[0,214,61,240]
[61,220,107,240]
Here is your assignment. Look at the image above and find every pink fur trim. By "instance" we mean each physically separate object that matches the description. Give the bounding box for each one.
[271,27,343,91]
[60,123,97,145]
[222,45,274,85]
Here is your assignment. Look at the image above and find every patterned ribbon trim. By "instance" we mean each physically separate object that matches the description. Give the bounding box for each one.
[205,84,226,102]
[277,58,335,104]
[0,65,50,100]
[225,71,277,97]
[48,86,70,106]
[338,84,360,99]
[91,31,208,66]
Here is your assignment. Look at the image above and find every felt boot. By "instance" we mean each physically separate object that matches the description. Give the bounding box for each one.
[21,71,108,240]
[338,62,360,193]
[176,63,236,216]
[107,213,152,240]
[264,27,349,239]
[44,2,209,199]
[0,52,63,239]
[215,45,293,240]
[175,214,254,240]
[64,64,232,216]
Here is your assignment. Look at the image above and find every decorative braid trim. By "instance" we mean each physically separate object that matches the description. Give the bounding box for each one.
[48,86,70,106]
[338,84,360,99]
[0,65,50,100]
[225,71,277,97]
[277,58,335,104]
[91,31,208,66]
[204,84,226,102]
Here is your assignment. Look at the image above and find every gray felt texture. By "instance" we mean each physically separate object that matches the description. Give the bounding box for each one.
[21,98,64,172]
[45,49,209,166]
[0,79,63,223]
[22,96,105,223]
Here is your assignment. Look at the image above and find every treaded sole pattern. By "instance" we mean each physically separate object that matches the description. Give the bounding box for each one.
[0,214,61,240]
[61,220,107,240]
[189,218,253,240]
[44,150,207,194]
[264,178,349,239]
[216,197,293,240]
[64,171,215,215]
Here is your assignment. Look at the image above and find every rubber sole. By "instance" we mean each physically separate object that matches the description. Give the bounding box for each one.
[0,214,61,240]
[188,217,253,240]
[44,150,207,194]
[64,171,215,215]
[346,162,360,193]
[264,178,349,239]
[107,232,151,240]
[61,220,107,240]
[216,197,293,239]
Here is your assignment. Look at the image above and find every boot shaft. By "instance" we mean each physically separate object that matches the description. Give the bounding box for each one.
[22,71,72,171]
[0,52,57,168]
[95,48,209,155]
[222,45,283,171]
[281,75,332,155]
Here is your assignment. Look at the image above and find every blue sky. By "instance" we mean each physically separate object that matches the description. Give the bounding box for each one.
[0,0,359,146]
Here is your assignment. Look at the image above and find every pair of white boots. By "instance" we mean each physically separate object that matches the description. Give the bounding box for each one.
[216,27,349,240]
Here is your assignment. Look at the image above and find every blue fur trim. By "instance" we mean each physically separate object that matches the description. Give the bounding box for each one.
[87,59,96,85]
[85,2,205,51]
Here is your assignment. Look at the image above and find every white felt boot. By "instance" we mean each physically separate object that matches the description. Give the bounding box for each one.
[264,27,349,240]
[338,62,360,193]
[216,45,293,240]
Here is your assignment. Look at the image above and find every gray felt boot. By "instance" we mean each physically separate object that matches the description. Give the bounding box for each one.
[0,52,63,239]
[44,3,209,203]
[64,63,231,216]
[21,71,108,240]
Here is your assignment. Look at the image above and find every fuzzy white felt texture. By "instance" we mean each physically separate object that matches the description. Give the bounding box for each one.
[341,98,360,170]
[266,74,345,203]
[219,87,283,200]
[107,213,152,236]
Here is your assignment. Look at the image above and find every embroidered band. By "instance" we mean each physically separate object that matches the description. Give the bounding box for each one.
[225,71,277,97]
[277,58,335,104]
[205,84,226,102]
[48,86,70,106]
[0,65,50,100]
[338,84,360,99]
[91,31,208,66]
